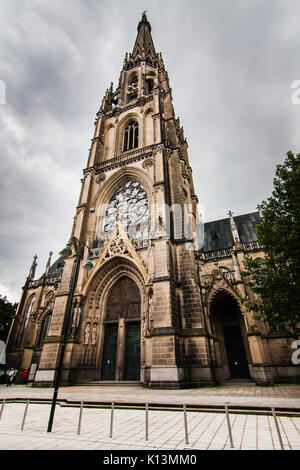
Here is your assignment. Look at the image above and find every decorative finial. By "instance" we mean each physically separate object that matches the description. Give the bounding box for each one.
[228,210,240,243]
[45,251,53,277]
[256,204,263,218]
[28,255,38,280]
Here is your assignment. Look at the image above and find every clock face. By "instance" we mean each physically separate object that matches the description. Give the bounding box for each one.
[103,179,149,240]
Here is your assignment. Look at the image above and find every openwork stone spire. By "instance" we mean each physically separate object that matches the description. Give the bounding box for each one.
[131,12,156,62]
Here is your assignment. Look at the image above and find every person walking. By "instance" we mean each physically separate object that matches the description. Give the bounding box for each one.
[6,368,14,387]
[22,368,29,385]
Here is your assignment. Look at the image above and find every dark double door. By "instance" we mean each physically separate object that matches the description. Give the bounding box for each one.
[101,322,140,381]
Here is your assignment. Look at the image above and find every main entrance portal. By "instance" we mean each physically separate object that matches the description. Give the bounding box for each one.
[101,277,141,381]
[211,291,250,380]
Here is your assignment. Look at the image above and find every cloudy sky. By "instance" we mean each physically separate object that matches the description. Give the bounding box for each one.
[0,0,299,302]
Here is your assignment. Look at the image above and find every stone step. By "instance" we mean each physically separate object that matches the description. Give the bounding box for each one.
[77,381,142,387]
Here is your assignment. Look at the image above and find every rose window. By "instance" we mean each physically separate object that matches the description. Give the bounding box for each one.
[103,179,149,241]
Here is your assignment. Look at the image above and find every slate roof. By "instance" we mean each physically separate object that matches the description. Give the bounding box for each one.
[202,211,259,252]
[46,257,65,279]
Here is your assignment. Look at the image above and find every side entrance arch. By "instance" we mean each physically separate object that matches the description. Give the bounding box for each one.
[210,291,250,380]
[101,276,141,381]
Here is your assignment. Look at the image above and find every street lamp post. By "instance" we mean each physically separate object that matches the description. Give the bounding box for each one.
[47,237,93,433]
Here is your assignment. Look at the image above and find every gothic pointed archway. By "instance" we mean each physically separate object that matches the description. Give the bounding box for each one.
[101,276,141,381]
[210,290,250,380]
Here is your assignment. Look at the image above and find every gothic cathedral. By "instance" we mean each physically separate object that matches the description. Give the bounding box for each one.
[7,14,299,387]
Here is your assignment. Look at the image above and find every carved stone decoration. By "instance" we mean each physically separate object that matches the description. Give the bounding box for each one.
[96,174,106,185]
[142,158,153,169]
[147,288,153,330]
[91,323,97,344]
[153,183,164,195]
[106,277,141,320]
[84,323,91,344]
[71,301,82,333]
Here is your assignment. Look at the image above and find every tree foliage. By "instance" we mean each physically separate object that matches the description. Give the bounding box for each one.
[0,295,17,342]
[243,151,300,330]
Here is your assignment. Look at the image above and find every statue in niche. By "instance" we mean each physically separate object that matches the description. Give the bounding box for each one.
[71,300,82,334]
[84,323,91,344]
[147,288,153,329]
[92,324,97,344]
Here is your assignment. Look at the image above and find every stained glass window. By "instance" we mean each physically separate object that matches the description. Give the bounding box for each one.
[36,314,51,347]
[102,179,148,241]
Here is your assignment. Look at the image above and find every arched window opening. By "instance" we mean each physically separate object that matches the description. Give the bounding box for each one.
[19,295,36,346]
[127,75,138,102]
[123,120,139,152]
[101,179,148,243]
[146,78,154,94]
[36,313,51,347]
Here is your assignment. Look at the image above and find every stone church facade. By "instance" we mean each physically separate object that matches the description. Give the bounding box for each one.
[6,14,299,387]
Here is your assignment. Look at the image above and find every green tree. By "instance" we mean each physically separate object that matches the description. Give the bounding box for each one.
[244,151,300,330]
[0,295,17,342]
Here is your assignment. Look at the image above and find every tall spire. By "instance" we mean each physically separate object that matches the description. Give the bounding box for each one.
[131,12,156,61]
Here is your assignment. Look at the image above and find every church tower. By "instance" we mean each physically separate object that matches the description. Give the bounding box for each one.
[32,12,211,387]
[7,14,300,387]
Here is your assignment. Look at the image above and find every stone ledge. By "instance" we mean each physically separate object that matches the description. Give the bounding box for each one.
[149,327,208,337]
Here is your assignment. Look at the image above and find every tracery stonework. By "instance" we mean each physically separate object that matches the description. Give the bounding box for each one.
[6,13,300,387]
[106,277,141,320]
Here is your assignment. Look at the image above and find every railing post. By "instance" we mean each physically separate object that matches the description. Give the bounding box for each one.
[225,404,234,448]
[145,403,149,441]
[271,407,284,450]
[77,401,83,435]
[109,402,114,438]
[21,399,30,431]
[183,404,189,445]
[0,398,5,420]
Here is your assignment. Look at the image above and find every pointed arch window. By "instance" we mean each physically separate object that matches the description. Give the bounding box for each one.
[127,74,138,102]
[123,120,139,152]
[36,313,51,347]
[19,295,36,346]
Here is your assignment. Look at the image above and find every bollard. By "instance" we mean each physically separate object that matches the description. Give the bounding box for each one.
[0,398,5,420]
[109,402,114,438]
[225,404,234,448]
[183,404,189,445]
[21,399,30,431]
[271,407,284,450]
[77,401,84,435]
[145,403,149,441]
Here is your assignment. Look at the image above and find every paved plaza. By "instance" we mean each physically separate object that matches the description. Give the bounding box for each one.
[0,382,300,450]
